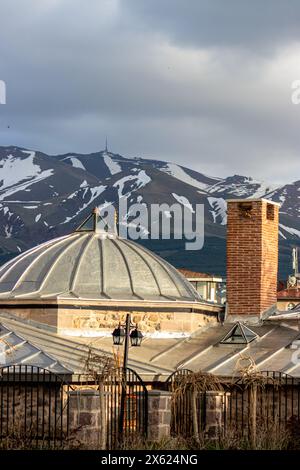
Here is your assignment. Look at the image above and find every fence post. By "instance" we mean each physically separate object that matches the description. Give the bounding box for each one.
[68,389,105,449]
[147,390,172,441]
[249,384,257,448]
[205,391,227,438]
[192,389,200,444]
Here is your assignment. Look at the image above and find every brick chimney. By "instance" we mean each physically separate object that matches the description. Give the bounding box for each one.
[226,198,280,321]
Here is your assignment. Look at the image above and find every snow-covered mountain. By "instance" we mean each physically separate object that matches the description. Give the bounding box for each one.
[0,145,299,277]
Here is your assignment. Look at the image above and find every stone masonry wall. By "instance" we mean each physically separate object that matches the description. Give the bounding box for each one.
[147,390,172,441]
[205,391,227,438]
[0,383,66,438]
[57,309,218,336]
[68,389,104,449]
[0,306,58,327]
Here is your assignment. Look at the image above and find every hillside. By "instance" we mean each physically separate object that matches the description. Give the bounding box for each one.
[0,146,299,278]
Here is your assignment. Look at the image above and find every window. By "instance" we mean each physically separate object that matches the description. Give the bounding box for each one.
[195,281,207,299]
[266,203,275,220]
[239,202,252,219]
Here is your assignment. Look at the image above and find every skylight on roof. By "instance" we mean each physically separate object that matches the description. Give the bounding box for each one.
[220,322,258,344]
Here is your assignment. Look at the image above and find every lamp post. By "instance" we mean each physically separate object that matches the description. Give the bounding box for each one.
[112,313,143,438]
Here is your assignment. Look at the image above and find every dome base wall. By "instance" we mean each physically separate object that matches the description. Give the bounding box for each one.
[57,308,218,337]
[0,302,221,337]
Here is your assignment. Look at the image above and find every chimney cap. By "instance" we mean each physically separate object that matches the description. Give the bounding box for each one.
[226,198,281,207]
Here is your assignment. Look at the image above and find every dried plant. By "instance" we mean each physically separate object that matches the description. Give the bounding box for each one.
[171,370,223,444]
[171,370,223,396]
[230,355,285,448]
[83,347,116,382]
[0,336,16,368]
[120,418,292,450]
[233,354,278,389]
[78,348,119,450]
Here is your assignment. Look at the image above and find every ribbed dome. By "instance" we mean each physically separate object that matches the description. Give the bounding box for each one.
[0,230,200,303]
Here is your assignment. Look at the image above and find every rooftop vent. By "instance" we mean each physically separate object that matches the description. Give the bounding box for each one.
[220,321,258,344]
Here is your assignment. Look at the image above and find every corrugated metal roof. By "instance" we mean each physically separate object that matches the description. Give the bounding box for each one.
[0,231,200,303]
[70,321,300,378]
[2,311,300,380]
[0,312,173,380]
[0,322,72,375]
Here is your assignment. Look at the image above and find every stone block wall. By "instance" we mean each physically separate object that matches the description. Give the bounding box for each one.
[68,389,104,448]
[0,383,67,438]
[205,391,227,438]
[0,305,58,327]
[147,390,172,441]
[58,309,218,337]
[0,302,221,337]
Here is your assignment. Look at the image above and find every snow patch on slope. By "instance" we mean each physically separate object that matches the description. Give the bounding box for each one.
[266,186,287,204]
[0,151,53,200]
[161,163,209,191]
[63,156,85,171]
[113,171,151,198]
[1,206,14,219]
[0,151,41,189]
[172,193,194,213]
[207,176,276,198]
[103,153,121,175]
[208,197,227,225]
[279,223,300,239]
[62,185,107,224]
[4,225,12,238]
[250,179,277,198]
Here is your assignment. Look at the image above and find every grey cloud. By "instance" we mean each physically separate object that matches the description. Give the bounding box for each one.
[124,0,300,51]
[0,0,300,184]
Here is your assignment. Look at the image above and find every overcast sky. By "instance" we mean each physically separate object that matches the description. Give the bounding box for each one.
[1,0,300,184]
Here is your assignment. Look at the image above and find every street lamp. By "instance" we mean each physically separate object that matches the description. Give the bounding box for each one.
[112,324,126,346]
[129,327,143,347]
[112,314,143,369]
[112,313,143,438]
[112,322,143,348]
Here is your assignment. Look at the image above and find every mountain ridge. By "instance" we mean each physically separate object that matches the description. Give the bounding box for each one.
[0,145,299,278]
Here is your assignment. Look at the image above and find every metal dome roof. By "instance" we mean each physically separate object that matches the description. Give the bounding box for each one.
[0,211,200,303]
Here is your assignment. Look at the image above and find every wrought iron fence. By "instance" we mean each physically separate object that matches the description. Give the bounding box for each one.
[225,371,300,437]
[104,367,148,448]
[0,365,148,449]
[166,368,203,437]
[0,365,71,448]
[166,369,300,441]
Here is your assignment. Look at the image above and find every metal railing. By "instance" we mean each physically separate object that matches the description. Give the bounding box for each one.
[0,365,70,448]
[166,369,300,441]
